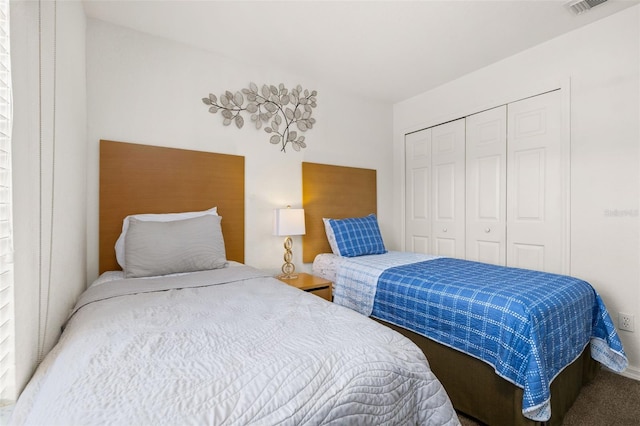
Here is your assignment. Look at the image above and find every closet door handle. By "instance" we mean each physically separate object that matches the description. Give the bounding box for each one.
[442,228,448,233]
[485,228,491,233]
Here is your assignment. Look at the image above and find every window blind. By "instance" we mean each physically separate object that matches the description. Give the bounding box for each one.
[0,0,14,405]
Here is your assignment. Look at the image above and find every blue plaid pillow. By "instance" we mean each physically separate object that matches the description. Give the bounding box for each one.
[325,214,387,257]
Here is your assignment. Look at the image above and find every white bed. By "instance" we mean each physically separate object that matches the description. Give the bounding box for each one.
[10,264,459,425]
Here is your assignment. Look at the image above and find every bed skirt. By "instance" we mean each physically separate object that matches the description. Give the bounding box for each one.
[376,319,599,426]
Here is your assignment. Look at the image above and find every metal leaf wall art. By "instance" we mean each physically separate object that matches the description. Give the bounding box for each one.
[202,83,317,152]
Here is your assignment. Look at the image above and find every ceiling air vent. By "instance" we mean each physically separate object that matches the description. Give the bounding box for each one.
[565,0,608,15]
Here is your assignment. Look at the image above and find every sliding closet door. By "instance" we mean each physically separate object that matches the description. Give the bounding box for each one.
[506,90,566,273]
[405,129,432,254]
[431,119,466,258]
[466,106,507,265]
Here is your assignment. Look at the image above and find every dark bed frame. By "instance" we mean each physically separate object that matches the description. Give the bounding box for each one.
[301,161,598,426]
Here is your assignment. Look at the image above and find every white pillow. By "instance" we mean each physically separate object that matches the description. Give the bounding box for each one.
[323,218,340,255]
[123,215,227,278]
[115,207,218,269]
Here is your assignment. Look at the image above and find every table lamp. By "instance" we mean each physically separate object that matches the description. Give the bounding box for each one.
[273,206,306,279]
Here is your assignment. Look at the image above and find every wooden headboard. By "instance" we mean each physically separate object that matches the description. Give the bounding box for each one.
[301,162,377,263]
[99,140,245,273]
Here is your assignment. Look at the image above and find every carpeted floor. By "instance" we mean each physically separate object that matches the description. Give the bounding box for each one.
[457,369,640,425]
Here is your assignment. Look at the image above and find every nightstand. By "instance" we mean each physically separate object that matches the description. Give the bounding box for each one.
[277,272,332,301]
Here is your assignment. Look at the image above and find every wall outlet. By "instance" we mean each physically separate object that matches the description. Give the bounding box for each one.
[618,313,635,332]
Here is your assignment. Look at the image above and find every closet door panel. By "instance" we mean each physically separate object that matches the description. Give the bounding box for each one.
[435,238,457,257]
[435,163,456,220]
[507,90,564,274]
[513,148,545,220]
[512,243,545,271]
[432,119,466,258]
[475,241,502,264]
[466,106,507,265]
[410,236,430,254]
[405,130,432,254]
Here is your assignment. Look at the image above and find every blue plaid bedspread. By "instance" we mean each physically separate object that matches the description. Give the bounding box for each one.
[370,257,627,422]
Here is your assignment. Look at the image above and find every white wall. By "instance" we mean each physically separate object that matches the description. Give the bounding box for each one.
[393,6,640,378]
[11,0,87,395]
[85,19,393,280]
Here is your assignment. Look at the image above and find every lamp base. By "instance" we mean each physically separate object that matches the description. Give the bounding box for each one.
[276,273,299,280]
[279,236,298,280]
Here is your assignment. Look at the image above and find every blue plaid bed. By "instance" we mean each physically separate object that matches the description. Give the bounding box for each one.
[371,257,627,421]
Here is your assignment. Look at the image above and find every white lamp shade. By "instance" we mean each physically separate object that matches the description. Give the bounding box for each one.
[273,208,306,236]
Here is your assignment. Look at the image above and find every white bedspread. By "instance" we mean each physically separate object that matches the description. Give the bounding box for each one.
[10,265,459,426]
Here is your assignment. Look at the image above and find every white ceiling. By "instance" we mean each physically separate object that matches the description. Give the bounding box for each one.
[82,0,639,104]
